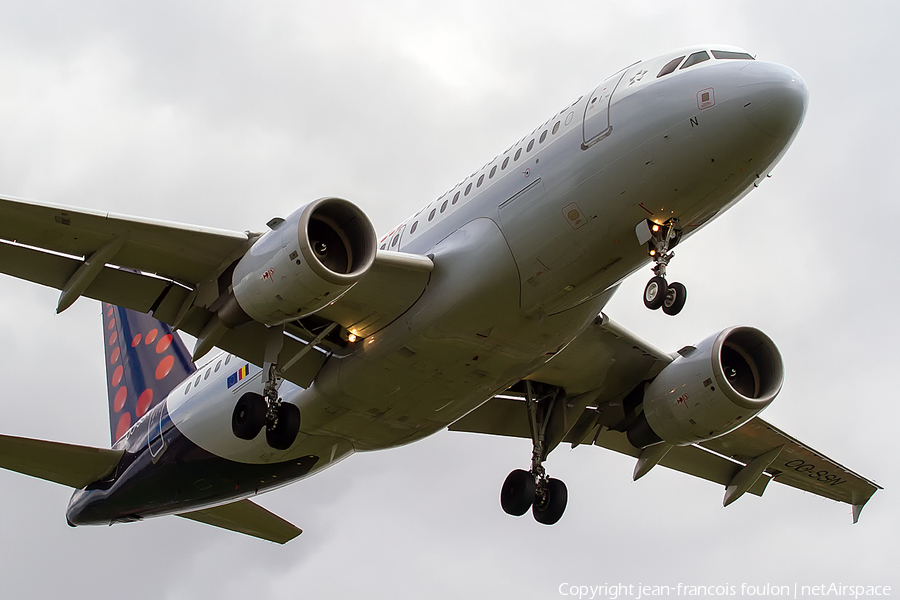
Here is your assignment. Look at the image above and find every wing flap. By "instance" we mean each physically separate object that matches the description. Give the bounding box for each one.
[699,417,881,506]
[177,499,302,544]
[0,194,252,285]
[0,433,124,489]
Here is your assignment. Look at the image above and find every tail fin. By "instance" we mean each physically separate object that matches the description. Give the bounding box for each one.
[101,303,197,444]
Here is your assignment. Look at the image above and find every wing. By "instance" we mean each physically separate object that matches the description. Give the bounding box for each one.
[0,433,124,489]
[450,314,881,521]
[0,195,432,387]
[177,499,302,544]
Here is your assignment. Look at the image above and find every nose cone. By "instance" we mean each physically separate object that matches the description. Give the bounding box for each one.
[740,61,808,138]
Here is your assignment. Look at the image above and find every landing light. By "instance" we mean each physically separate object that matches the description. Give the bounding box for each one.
[649,250,657,256]
[652,224,660,232]
[348,333,358,343]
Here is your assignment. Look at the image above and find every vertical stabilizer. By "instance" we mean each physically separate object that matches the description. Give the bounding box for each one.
[101,303,196,444]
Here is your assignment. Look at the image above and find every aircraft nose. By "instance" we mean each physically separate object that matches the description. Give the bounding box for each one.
[739,61,808,138]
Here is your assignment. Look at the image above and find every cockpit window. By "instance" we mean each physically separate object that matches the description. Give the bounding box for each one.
[657,56,685,78]
[711,50,754,60]
[681,51,710,70]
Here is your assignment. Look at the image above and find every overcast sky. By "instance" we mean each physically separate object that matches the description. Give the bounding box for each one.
[0,2,897,598]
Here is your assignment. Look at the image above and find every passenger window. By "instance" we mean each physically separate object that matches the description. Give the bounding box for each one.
[657,56,685,78]
[514,148,522,161]
[681,51,710,69]
[184,383,190,395]
[489,165,497,178]
[380,244,386,250]
[452,192,460,205]
[194,375,201,387]
[204,368,211,380]
[465,183,472,196]
[527,139,535,152]
[539,131,547,143]
[440,200,448,213]
[477,174,484,188]
[711,50,754,60]
[428,209,436,221]
[502,157,509,170]
[225,355,232,365]
[391,234,399,247]
[552,121,560,134]
[215,360,221,372]
[410,221,418,234]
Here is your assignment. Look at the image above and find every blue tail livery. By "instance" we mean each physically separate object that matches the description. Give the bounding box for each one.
[101,303,196,444]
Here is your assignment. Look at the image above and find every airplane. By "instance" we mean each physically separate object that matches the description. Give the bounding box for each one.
[0,44,881,543]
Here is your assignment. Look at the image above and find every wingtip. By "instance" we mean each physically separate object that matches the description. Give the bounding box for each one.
[852,503,864,524]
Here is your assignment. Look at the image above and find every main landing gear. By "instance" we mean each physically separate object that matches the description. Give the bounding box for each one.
[640,219,687,316]
[500,382,569,525]
[231,326,301,450]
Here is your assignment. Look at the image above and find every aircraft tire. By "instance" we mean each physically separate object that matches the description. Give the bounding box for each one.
[643,276,668,310]
[500,469,536,516]
[232,392,267,440]
[662,281,687,316]
[266,403,301,450]
[532,478,567,525]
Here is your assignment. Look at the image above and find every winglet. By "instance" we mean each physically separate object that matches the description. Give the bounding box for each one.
[851,491,870,524]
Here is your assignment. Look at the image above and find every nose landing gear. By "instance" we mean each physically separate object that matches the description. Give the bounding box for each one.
[637,219,687,316]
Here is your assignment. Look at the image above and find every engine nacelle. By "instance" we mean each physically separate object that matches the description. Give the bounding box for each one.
[627,326,784,448]
[230,197,377,326]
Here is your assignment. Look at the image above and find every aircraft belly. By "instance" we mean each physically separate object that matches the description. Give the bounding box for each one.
[309,218,604,450]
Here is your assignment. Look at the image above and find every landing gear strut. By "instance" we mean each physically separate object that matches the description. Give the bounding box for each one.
[230,325,301,450]
[640,219,687,316]
[500,381,569,525]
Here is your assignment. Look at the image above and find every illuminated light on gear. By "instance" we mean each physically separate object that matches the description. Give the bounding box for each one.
[156,355,175,380]
[136,389,153,417]
[132,333,142,347]
[145,328,159,345]
[156,334,173,354]
[113,387,127,412]
[115,413,132,441]
[109,331,118,345]
[110,347,121,364]
[112,365,124,386]
[107,318,116,330]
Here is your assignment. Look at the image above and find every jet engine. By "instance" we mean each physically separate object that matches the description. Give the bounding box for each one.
[228,197,377,327]
[627,326,784,448]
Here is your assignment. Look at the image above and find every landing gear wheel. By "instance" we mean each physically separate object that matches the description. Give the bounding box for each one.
[500,469,536,516]
[643,276,668,310]
[662,281,687,316]
[532,478,568,525]
[232,392,267,440]
[265,402,301,450]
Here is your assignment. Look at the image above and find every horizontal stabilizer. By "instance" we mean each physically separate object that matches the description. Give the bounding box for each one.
[177,499,302,544]
[0,433,123,488]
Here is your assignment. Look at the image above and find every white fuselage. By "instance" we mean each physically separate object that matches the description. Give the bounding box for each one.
[166,46,808,478]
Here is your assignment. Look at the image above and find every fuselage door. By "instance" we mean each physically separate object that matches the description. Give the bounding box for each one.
[582,63,634,147]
